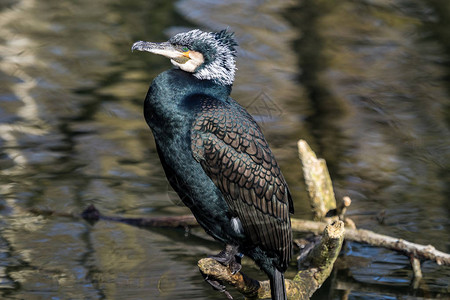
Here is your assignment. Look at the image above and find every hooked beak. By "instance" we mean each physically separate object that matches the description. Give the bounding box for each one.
[132,41,190,64]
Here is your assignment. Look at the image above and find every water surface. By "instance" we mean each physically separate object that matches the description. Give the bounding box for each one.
[0,0,449,299]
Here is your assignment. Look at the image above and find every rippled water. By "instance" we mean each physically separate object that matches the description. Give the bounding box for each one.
[0,0,449,299]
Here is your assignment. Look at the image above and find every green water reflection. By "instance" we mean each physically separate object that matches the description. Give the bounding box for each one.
[0,0,449,299]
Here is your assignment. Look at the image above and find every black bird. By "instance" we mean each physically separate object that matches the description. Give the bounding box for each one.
[132,29,293,300]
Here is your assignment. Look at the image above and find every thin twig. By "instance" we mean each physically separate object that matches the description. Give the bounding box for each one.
[410,255,422,289]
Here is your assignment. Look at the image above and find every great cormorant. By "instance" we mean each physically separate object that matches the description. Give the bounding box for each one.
[132,29,293,300]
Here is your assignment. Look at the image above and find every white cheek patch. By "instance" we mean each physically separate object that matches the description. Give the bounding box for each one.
[178,51,204,73]
[231,217,243,234]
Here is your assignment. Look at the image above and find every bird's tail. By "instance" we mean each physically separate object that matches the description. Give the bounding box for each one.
[269,268,287,300]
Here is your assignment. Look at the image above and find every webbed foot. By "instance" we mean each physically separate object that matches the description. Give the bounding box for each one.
[209,244,242,275]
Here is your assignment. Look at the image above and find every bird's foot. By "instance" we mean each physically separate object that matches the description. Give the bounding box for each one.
[228,258,242,275]
[203,275,233,300]
[209,244,242,275]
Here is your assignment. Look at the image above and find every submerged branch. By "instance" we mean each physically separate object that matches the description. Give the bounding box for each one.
[29,206,450,266]
[30,205,197,228]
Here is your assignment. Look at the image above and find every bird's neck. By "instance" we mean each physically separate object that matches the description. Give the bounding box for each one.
[144,69,232,133]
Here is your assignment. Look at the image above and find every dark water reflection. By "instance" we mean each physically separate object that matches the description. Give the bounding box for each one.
[0,0,449,299]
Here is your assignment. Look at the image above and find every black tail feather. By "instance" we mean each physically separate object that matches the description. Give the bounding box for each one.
[269,268,287,300]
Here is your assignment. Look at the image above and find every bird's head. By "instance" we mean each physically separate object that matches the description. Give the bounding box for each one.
[132,29,238,86]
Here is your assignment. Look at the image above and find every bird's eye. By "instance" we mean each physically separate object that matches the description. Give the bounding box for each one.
[182,47,189,52]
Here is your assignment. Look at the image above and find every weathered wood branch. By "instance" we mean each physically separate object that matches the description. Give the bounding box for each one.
[297,139,336,220]
[290,219,450,266]
[198,221,345,299]
[410,255,422,289]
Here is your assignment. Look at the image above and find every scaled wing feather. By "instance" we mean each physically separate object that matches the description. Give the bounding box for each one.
[190,96,293,269]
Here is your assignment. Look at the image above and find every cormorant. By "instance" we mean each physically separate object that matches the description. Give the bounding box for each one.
[132,29,293,300]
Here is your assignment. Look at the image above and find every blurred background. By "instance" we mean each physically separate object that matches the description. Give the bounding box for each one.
[0,0,449,299]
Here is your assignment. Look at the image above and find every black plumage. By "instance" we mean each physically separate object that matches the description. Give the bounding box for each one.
[191,96,293,270]
[133,29,293,300]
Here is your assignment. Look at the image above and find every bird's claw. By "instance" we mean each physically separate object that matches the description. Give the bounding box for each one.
[229,260,241,275]
[203,276,233,299]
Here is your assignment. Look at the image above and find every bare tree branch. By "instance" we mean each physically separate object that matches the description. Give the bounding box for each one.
[291,219,450,266]
[297,139,336,220]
